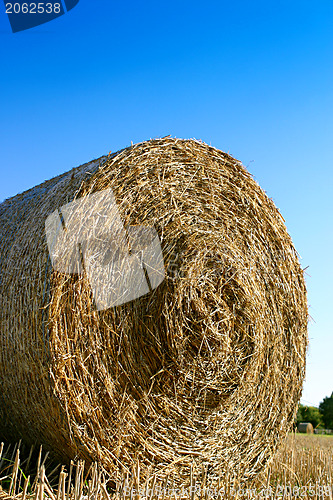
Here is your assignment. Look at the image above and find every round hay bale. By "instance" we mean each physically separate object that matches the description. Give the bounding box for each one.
[298,422,314,434]
[0,137,308,483]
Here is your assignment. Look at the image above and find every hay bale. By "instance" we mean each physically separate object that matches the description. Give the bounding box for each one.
[0,137,308,482]
[298,422,314,434]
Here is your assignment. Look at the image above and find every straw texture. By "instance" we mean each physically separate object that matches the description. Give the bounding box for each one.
[0,137,308,483]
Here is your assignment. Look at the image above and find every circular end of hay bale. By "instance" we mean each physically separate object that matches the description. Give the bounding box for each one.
[48,138,308,481]
[298,422,314,434]
[0,138,308,483]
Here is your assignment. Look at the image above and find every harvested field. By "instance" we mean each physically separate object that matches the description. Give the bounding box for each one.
[1,434,332,499]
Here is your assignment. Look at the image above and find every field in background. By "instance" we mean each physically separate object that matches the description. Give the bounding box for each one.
[261,433,333,496]
[1,433,333,499]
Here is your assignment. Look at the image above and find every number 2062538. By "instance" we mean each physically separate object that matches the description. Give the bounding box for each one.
[5,3,61,14]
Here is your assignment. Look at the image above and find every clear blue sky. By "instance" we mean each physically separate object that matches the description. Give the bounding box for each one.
[1,0,332,407]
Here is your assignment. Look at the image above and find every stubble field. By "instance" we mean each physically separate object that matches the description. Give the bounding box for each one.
[1,432,333,499]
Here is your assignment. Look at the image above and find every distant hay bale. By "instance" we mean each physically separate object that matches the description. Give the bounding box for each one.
[0,137,308,483]
[298,422,314,434]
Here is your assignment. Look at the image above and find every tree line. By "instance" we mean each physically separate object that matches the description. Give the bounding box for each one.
[296,391,333,429]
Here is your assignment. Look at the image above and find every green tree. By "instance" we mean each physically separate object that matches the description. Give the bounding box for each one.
[319,392,333,429]
[296,404,305,425]
[296,404,324,429]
